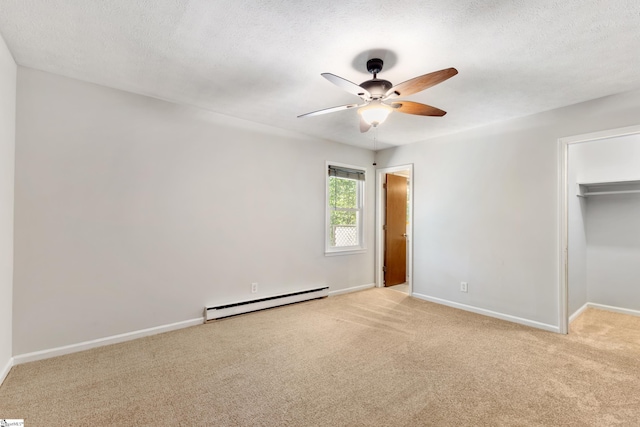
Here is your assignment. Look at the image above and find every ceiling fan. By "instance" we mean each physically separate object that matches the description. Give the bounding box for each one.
[298,58,458,133]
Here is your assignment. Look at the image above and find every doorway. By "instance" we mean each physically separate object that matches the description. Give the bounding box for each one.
[376,164,413,295]
[559,124,640,334]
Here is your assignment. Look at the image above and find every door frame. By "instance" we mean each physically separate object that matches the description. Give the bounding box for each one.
[375,164,414,293]
[558,124,640,334]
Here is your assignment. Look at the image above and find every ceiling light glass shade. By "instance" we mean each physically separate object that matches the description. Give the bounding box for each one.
[358,103,392,126]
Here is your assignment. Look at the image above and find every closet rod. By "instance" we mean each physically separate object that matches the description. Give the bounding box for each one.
[580,189,640,197]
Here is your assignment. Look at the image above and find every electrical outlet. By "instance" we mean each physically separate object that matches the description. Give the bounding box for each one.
[251,282,258,293]
[460,282,468,293]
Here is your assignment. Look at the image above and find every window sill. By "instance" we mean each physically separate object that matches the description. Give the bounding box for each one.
[325,248,367,257]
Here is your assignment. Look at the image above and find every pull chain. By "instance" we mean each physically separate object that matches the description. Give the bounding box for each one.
[372,127,378,166]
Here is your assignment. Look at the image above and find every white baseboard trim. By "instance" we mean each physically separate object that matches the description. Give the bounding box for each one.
[569,303,589,324]
[329,283,375,297]
[412,293,560,333]
[587,302,640,318]
[1,356,13,386]
[13,317,204,365]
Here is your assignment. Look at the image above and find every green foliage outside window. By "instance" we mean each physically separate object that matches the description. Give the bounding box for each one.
[329,176,357,225]
[329,176,360,247]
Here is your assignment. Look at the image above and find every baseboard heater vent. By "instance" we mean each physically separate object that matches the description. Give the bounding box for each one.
[205,287,329,321]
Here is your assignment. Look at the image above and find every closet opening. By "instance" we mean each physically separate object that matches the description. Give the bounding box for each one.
[559,125,640,334]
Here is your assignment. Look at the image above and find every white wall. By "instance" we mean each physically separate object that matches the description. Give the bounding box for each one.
[375,88,640,329]
[568,135,640,312]
[0,33,16,381]
[14,68,375,355]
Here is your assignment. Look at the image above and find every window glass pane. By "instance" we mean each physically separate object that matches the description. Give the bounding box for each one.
[330,211,358,247]
[326,164,365,253]
[329,176,357,209]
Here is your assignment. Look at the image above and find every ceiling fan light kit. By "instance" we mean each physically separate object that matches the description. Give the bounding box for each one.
[358,101,393,127]
[298,58,458,133]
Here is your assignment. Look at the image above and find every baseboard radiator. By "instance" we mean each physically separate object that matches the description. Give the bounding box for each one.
[205,286,329,321]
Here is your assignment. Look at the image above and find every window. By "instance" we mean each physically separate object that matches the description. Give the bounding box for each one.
[326,162,366,254]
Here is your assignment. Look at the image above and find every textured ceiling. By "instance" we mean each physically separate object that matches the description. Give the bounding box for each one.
[1,0,640,149]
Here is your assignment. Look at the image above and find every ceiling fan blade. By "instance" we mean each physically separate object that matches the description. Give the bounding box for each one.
[359,116,372,133]
[388,101,446,117]
[297,103,361,118]
[322,73,371,100]
[384,67,458,99]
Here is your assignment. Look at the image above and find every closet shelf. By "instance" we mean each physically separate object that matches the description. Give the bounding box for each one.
[577,180,640,198]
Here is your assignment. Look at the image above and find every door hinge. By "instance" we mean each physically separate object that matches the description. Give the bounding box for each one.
[383,224,387,230]
[383,266,387,272]
[383,183,387,189]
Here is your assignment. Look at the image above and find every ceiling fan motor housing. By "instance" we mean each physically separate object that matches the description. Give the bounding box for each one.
[360,79,392,99]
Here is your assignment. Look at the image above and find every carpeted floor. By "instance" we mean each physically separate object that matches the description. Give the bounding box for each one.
[1,288,640,426]
[387,283,409,294]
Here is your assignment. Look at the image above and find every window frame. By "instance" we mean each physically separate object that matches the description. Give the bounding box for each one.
[325,161,366,256]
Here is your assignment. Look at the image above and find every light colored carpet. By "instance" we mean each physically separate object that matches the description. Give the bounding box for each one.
[387,283,409,294]
[1,288,640,426]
